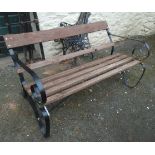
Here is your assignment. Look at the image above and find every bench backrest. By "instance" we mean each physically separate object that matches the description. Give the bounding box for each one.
[3,21,108,49]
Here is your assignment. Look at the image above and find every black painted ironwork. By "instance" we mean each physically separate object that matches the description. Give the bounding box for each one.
[108,32,150,60]
[33,12,45,60]
[56,12,91,55]
[121,62,146,88]
[9,49,50,137]
[107,32,150,88]
[9,49,47,105]
[106,29,115,55]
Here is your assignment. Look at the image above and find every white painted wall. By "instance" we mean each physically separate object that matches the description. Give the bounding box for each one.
[37,12,155,58]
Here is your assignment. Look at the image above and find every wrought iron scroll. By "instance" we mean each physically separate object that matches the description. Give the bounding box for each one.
[55,12,91,55]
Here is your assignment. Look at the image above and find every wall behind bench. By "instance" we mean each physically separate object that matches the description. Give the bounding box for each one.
[37,12,155,58]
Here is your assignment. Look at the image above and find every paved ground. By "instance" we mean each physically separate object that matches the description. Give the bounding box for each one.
[0,35,155,141]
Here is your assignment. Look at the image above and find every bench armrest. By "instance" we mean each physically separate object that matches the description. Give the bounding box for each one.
[9,49,47,106]
[108,32,150,60]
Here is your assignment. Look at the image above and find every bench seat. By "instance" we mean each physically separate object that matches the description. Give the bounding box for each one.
[24,53,140,106]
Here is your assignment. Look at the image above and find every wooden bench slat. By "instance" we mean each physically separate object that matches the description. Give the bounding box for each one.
[24,53,121,90]
[46,57,134,97]
[26,43,114,70]
[41,52,120,83]
[4,21,108,48]
[43,54,128,89]
[25,54,128,92]
[46,60,140,105]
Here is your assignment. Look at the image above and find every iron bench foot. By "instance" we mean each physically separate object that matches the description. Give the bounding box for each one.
[26,91,50,137]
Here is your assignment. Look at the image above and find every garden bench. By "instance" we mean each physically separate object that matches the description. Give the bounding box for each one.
[3,21,149,137]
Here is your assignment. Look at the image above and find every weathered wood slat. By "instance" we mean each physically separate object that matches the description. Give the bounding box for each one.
[25,54,127,92]
[24,53,121,89]
[26,43,114,70]
[43,54,128,89]
[4,21,108,48]
[46,60,140,105]
[41,52,120,83]
[46,57,134,97]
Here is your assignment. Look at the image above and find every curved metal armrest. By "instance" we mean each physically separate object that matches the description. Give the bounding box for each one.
[121,62,146,88]
[109,32,150,60]
[9,49,47,106]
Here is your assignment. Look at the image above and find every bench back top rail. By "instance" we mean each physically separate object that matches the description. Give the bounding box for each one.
[4,21,108,49]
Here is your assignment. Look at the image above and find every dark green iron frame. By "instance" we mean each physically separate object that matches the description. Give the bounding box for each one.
[0,12,45,61]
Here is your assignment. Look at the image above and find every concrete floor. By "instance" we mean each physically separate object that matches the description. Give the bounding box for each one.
[0,36,155,141]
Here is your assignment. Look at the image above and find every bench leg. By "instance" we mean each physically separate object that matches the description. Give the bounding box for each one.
[22,85,28,98]
[24,90,50,137]
[9,49,50,137]
[37,106,50,138]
